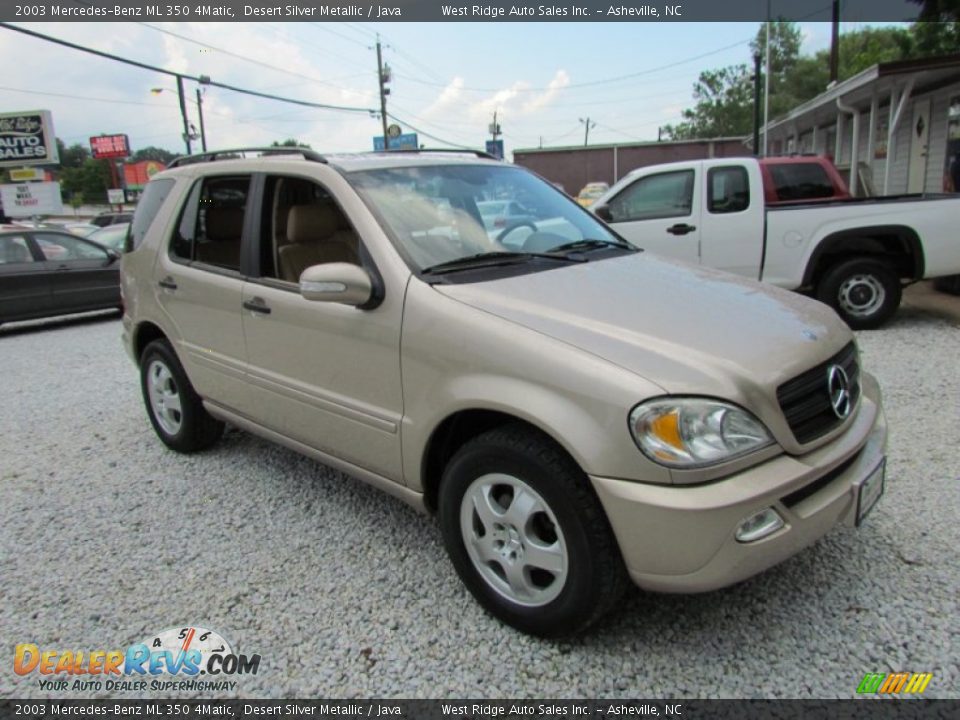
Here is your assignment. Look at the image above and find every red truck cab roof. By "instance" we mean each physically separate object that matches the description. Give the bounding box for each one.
[758,156,851,205]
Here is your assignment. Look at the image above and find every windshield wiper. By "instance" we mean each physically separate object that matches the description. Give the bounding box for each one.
[421,251,583,275]
[548,238,635,254]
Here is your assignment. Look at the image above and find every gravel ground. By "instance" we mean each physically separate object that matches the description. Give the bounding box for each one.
[1,305,958,700]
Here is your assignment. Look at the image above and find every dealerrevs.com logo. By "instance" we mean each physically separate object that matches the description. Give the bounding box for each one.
[14,626,261,692]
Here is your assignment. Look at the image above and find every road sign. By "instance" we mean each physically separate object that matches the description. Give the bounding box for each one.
[485,140,504,160]
[107,188,125,205]
[386,123,402,139]
[373,132,419,151]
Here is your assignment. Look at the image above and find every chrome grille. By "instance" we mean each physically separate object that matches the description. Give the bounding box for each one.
[776,342,860,444]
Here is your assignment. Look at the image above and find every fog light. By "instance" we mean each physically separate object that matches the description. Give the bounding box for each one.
[735,507,785,543]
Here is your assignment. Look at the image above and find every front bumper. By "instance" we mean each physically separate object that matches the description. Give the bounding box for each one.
[590,371,887,593]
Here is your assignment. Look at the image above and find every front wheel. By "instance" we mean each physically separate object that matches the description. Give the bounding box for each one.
[140,339,224,453]
[438,424,627,637]
[816,258,902,330]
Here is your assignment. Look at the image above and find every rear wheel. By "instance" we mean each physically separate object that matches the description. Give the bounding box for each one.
[140,339,224,453]
[816,258,901,330]
[438,424,627,637]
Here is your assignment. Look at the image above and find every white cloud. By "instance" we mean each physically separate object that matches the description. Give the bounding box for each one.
[422,77,465,118]
[521,70,570,114]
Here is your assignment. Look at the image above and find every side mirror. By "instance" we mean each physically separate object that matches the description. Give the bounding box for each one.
[300,263,373,306]
[593,204,613,222]
[106,249,121,263]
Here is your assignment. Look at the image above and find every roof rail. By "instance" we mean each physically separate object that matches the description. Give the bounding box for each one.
[383,148,500,161]
[167,147,328,168]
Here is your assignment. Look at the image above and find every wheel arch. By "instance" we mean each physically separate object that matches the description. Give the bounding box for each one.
[420,409,579,515]
[803,224,924,288]
[132,321,169,366]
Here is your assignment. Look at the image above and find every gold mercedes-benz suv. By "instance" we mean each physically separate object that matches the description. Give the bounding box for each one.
[121,148,887,636]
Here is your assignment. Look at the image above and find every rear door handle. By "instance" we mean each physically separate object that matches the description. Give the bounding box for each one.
[667,223,696,235]
[243,298,272,315]
[158,277,178,290]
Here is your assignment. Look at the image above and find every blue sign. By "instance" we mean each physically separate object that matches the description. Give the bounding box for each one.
[485,140,504,159]
[373,133,419,151]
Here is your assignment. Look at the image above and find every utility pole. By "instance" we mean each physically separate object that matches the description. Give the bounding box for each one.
[489,110,502,156]
[763,1,771,156]
[579,117,595,147]
[376,35,391,150]
[829,0,841,84]
[753,53,762,157]
[195,88,207,152]
[176,74,192,155]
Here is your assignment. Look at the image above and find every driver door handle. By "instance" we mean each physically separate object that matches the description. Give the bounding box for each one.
[243,298,272,315]
[158,277,178,290]
[667,223,696,235]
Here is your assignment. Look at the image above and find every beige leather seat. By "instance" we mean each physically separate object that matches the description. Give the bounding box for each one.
[196,206,244,267]
[278,204,359,282]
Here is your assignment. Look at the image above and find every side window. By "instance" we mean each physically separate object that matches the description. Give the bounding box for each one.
[607,170,694,222]
[259,176,361,284]
[0,235,34,264]
[171,176,249,272]
[35,234,108,261]
[130,178,175,250]
[707,166,750,214]
[769,163,834,201]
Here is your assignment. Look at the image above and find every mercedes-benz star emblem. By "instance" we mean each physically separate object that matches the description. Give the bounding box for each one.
[827,365,851,419]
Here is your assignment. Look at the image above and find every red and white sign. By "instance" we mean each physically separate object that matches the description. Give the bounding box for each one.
[90,134,130,159]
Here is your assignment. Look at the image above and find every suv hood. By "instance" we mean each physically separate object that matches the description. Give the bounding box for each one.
[434,253,852,394]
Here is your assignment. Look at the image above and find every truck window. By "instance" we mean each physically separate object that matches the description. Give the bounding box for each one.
[708,166,750,214]
[607,170,693,222]
[769,163,834,201]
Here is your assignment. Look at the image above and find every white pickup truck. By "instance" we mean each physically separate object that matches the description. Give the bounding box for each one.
[590,157,960,328]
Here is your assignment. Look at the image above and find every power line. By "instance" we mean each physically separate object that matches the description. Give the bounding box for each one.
[391,37,752,93]
[0,23,378,115]
[385,112,477,150]
[137,22,362,92]
[0,85,172,109]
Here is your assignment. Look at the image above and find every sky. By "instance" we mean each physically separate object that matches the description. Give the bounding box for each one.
[0,20,901,160]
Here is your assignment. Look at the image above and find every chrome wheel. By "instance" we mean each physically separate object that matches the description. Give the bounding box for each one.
[837,273,886,318]
[459,473,568,607]
[146,359,182,436]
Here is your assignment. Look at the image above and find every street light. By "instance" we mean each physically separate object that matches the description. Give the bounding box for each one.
[151,79,209,153]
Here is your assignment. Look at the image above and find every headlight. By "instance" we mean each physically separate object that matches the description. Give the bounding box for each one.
[629,398,773,468]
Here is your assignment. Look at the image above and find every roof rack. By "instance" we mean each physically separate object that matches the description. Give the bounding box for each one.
[167,147,328,169]
[383,148,499,161]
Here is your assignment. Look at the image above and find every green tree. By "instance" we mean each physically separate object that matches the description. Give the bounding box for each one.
[56,139,90,169]
[271,138,312,148]
[662,65,754,140]
[130,146,177,164]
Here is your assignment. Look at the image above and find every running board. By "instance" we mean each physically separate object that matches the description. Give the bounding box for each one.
[204,401,427,515]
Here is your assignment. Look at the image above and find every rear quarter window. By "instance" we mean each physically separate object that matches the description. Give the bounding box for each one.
[769,163,834,201]
[129,178,175,251]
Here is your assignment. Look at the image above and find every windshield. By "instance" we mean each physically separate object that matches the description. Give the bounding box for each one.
[350,164,625,272]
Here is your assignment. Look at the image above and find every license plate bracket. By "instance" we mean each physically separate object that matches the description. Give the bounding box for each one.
[856,458,886,527]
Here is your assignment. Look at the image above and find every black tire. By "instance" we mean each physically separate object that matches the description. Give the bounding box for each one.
[816,258,901,330]
[140,339,224,453]
[438,424,628,637]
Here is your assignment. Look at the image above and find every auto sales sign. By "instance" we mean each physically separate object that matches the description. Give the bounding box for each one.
[0,110,59,167]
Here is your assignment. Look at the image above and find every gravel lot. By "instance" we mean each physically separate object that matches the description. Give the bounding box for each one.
[1,304,958,699]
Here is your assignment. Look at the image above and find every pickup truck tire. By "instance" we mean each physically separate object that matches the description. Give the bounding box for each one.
[816,258,902,330]
[140,339,225,453]
[438,424,627,637]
